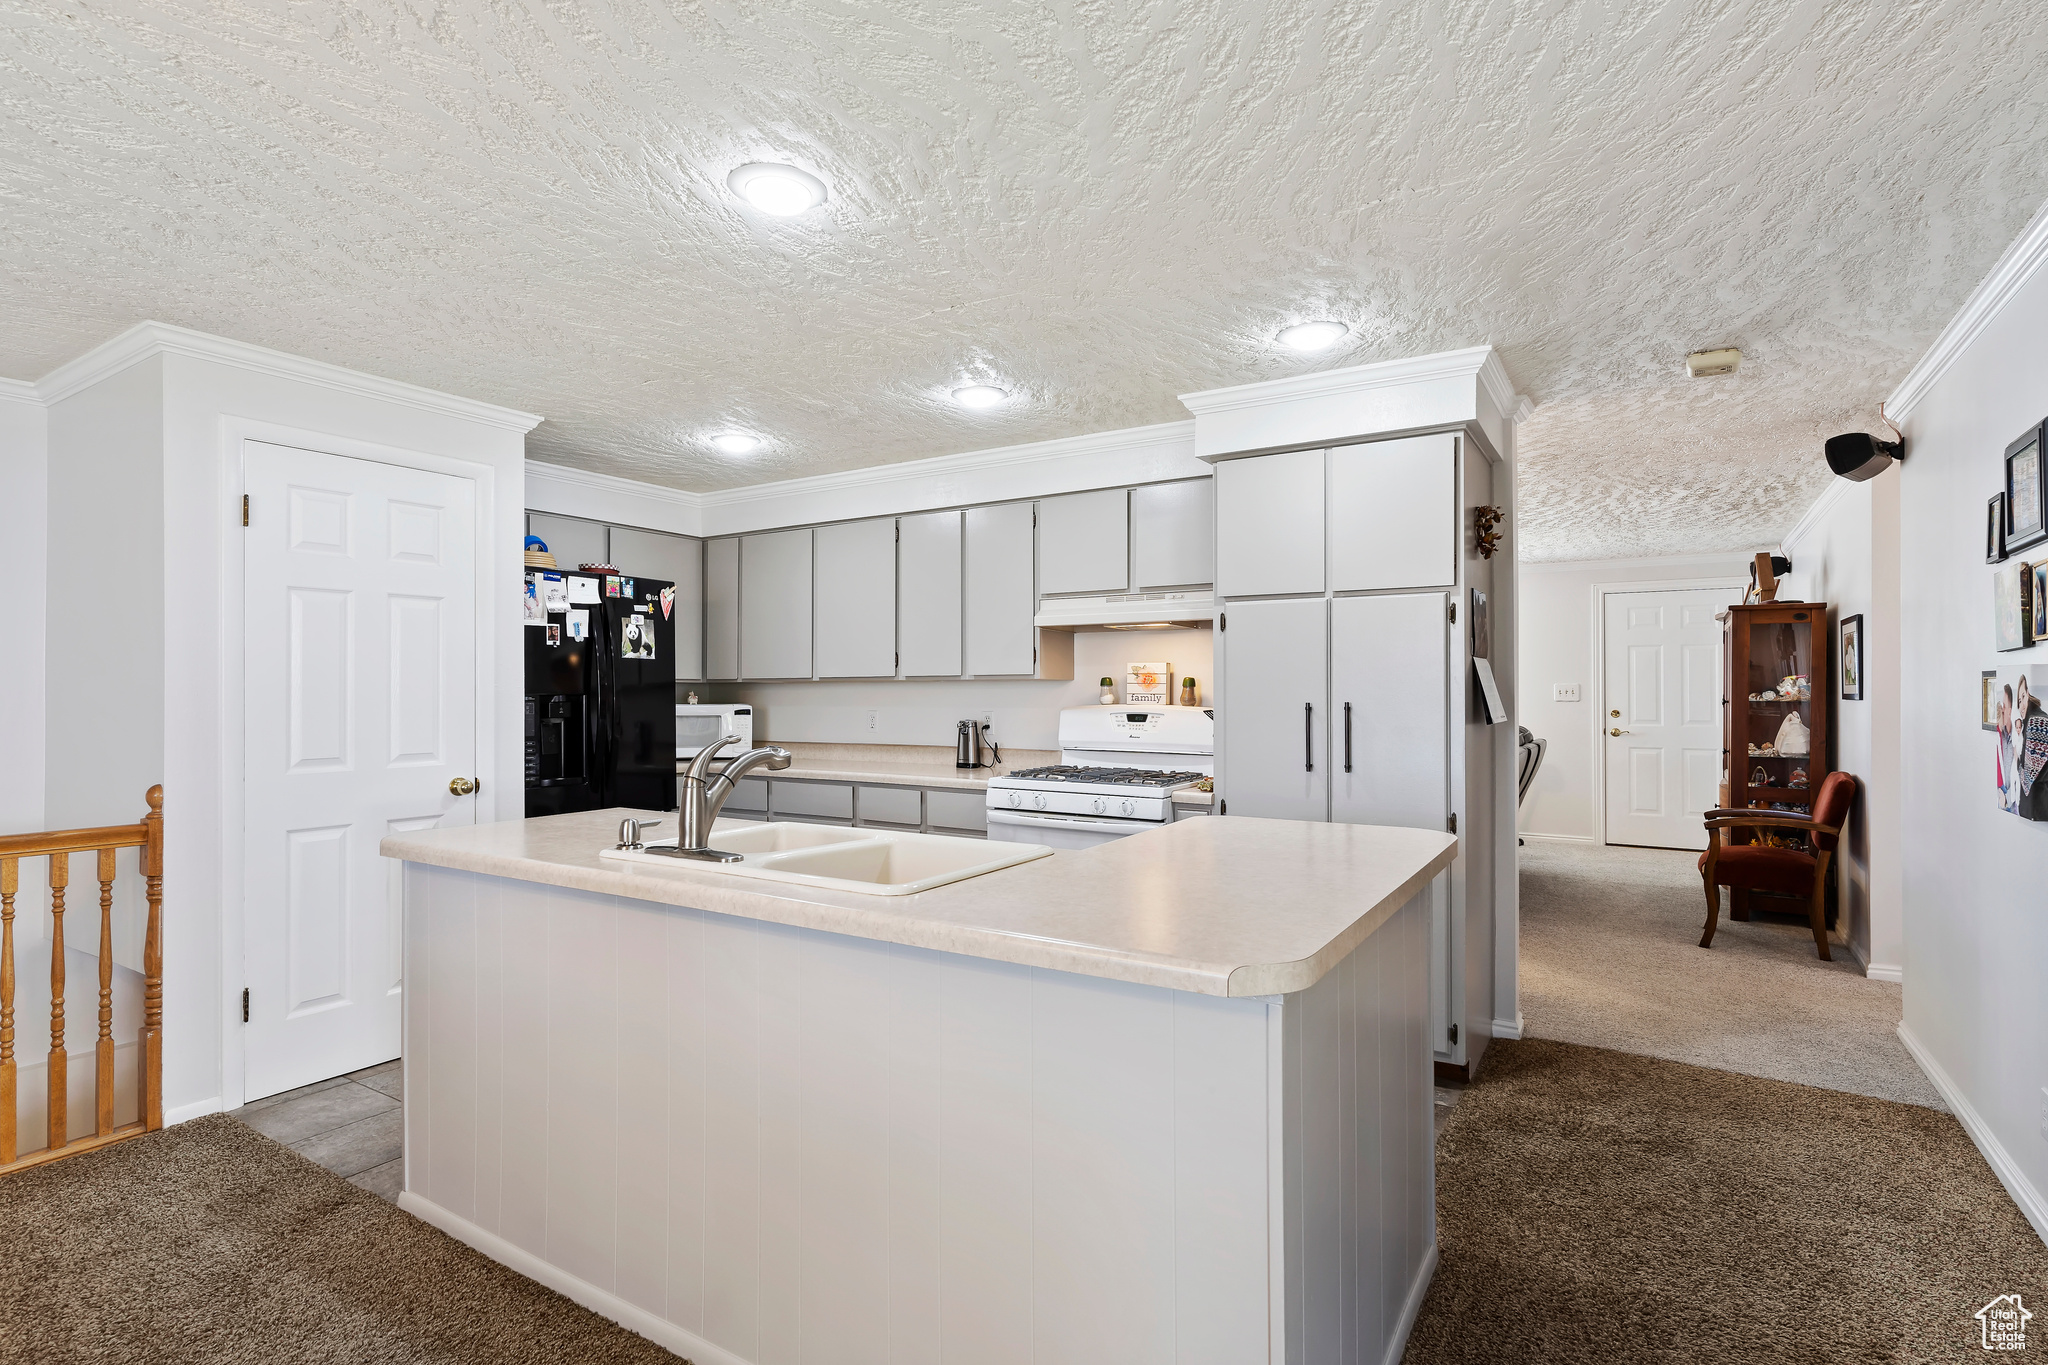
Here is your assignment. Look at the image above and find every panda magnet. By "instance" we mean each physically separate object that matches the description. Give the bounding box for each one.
[620,613,657,661]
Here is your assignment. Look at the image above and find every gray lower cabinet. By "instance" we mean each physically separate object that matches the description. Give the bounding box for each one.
[1219,597,1329,822]
[924,789,988,835]
[1330,593,1449,828]
[856,785,924,829]
[740,529,813,679]
[769,780,854,822]
[1172,802,1212,820]
[724,776,769,815]
[706,537,740,681]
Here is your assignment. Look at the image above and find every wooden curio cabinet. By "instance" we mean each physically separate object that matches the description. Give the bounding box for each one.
[1721,601,1832,815]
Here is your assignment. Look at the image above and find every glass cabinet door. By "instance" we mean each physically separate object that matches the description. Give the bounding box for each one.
[1736,607,1821,809]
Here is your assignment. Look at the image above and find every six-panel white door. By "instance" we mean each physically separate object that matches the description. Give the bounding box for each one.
[243,440,478,1101]
[1602,588,1724,850]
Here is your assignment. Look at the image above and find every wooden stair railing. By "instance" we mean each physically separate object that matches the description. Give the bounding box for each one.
[0,786,163,1173]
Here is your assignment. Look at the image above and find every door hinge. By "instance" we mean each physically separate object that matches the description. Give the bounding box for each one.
[1447,813,1458,834]
[1449,601,1457,623]
[242,494,250,527]
[1448,1022,1459,1045]
[1219,611,1226,631]
[242,987,250,1023]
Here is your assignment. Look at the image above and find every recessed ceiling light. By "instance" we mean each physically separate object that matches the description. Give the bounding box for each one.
[952,385,1008,410]
[1277,320,1350,352]
[709,432,760,454]
[726,162,827,217]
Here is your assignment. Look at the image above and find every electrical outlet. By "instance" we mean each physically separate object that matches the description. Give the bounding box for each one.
[2039,1087,2048,1145]
[981,711,994,730]
[867,709,879,732]
[1553,683,1581,702]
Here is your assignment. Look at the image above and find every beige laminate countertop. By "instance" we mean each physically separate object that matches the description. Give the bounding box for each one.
[683,742,1215,806]
[382,809,1453,997]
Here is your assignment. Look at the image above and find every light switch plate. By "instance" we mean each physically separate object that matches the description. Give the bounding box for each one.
[2039,1087,2047,1145]
[1553,683,1582,702]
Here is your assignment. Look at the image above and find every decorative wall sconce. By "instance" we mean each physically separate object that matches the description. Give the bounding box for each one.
[1474,505,1504,559]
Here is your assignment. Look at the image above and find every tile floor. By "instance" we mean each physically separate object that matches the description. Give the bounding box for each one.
[226,1060,404,1201]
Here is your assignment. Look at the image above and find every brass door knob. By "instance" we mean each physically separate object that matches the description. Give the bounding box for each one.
[1609,728,1629,737]
[1610,709,1621,718]
[449,777,478,796]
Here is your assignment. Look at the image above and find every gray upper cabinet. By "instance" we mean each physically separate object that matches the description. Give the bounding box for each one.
[526,512,607,573]
[1215,449,1325,597]
[607,526,704,681]
[898,510,963,677]
[814,518,897,678]
[964,502,1037,675]
[1035,489,1128,595]
[1131,478,1215,589]
[705,537,740,680]
[1329,434,1457,591]
[740,529,814,679]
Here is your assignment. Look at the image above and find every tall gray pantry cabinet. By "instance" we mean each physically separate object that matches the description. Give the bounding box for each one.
[1212,432,1504,1078]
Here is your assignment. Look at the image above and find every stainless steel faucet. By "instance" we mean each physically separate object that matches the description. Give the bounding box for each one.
[664,733,792,862]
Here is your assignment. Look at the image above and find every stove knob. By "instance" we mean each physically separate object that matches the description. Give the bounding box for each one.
[1008,791,1024,808]
[1121,799,1136,817]
[1092,796,1107,814]
[1033,793,1048,810]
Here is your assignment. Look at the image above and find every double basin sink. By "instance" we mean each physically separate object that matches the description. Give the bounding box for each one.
[599,822,1053,896]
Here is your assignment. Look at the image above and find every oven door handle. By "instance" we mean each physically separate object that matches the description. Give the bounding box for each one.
[986,809,1156,831]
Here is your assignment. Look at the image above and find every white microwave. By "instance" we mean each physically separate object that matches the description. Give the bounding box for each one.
[675,703,752,759]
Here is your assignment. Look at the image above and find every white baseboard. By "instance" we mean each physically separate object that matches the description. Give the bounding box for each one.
[1381,1242,1439,1365]
[397,1191,754,1365]
[1864,962,1903,983]
[165,1096,223,1126]
[1492,1015,1525,1040]
[1896,1024,2047,1247]
[1515,832,1599,844]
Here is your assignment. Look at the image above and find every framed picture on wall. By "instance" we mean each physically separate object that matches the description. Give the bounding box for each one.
[1985,670,2003,731]
[1995,560,2032,652]
[2005,421,2048,553]
[1988,493,2008,563]
[2035,563,2048,642]
[1840,614,1864,700]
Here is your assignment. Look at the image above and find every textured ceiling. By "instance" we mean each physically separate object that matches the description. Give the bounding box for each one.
[5,1,2047,559]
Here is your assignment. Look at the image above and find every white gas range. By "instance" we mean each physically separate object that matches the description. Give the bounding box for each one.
[985,706,1213,850]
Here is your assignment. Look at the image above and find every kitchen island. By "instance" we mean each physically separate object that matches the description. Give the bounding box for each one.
[382,809,1455,1365]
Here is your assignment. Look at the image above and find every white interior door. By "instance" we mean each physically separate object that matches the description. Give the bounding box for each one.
[1602,589,1724,850]
[243,440,478,1100]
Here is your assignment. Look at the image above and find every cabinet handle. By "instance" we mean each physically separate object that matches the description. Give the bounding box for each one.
[1343,702,1353,773]
[1304,702,1314,772]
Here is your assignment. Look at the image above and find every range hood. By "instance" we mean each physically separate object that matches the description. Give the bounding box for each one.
[1034,589,1215,630]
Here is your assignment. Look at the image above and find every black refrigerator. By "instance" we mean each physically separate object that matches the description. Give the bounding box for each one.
[524,570,677,817]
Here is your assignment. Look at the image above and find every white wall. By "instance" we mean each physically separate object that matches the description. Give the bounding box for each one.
[1777,478,1903,978]
[720,628,1214,751]
[1887,203,2048,1241]
[0,381,47,836]
[36,324,535,1122]
[1516,553,1757,841]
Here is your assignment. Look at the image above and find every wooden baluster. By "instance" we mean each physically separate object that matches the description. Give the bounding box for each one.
[47,851,67,1153]
[2,856,16,1165]
[141,786,164,1131]
[96,847,116,1136]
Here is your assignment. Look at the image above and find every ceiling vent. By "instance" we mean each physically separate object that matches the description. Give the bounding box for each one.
[1686,347,1742,378]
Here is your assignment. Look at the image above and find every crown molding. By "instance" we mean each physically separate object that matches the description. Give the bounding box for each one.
[33,321,542,432]
[1779,476,1858,553]
[1475,350,1517,417]
[1177,346,1501,417]
[697,419,1202,535]
[526,459,706,511]
[0,377,38,407]
[1511,394,1536,424]
[1517,549,1768,576]
[1888,196,2048,422]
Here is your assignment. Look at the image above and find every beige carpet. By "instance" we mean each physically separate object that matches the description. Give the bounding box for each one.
[1519,838,1943,1108]
[0,1115,684,1364]
[1404,1038,2048,1365]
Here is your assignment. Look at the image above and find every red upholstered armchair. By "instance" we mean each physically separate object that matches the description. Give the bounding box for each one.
[1698,771,1857,961]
